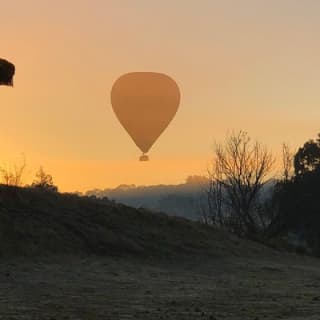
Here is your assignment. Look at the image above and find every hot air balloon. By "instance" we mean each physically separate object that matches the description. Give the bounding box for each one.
[111,72,180,161]
[0,58,15,86]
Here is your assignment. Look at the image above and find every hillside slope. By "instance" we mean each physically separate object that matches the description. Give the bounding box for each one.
[0,185,267,257]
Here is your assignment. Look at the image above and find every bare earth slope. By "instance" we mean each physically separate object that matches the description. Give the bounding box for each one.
[0,186,319,319]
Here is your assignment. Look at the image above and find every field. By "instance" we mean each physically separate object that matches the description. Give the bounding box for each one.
[1,252,320,319]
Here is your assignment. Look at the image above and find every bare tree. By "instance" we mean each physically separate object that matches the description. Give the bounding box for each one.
[281,142,294,181]
[0,155,26,186]
[207,131,275,237]
[206,160,224,227]
[263,143,295,237]
[198,199,210,225]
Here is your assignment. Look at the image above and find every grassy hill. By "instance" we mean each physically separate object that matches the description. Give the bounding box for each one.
[0,185,267,258]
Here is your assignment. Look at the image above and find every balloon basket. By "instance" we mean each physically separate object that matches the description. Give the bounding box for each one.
[139,154,149,161]
[0,59,15,87]
[0,79,13,86]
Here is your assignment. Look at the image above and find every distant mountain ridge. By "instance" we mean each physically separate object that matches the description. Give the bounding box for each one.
[86,176,209,220]
[85,176,276,221]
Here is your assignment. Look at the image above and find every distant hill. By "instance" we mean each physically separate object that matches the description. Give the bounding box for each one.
[0,185,268,257]
[85,176,276,222]
[85,176,209,221]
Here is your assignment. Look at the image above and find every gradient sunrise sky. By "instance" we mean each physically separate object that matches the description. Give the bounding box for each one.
[1,0,320,191]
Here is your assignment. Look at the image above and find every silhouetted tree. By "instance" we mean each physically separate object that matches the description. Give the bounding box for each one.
[203,164,224,226]
[282,143,294,181]
[273,133,320,252]
[294,135,320,176]
[32,167,58,192]
[207,131,275,237]
[0,155,26,186]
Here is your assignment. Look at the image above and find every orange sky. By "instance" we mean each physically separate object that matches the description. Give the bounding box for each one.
[1,0,320,191]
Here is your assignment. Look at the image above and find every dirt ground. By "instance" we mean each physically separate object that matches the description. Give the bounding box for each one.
[0,252,320,320]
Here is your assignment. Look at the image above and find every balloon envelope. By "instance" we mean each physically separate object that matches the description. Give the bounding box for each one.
[0,59,15,86]
[111,72,180,155]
